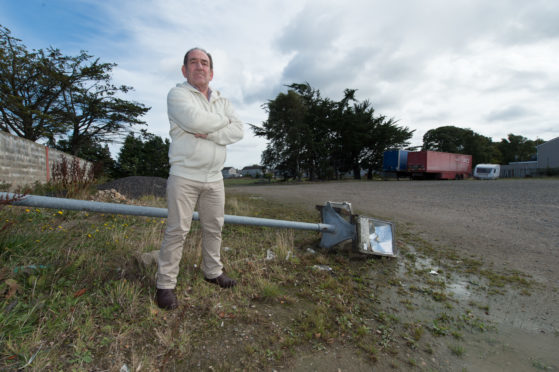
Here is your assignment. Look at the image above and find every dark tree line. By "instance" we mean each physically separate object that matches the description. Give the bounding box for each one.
[252,83,414,180]
[422,126,544,166]
[114,131,170,179]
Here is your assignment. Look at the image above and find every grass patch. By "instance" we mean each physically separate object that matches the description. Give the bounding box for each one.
[449,344,465,357]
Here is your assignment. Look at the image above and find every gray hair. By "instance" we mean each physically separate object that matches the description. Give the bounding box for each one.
[183,47,213,70]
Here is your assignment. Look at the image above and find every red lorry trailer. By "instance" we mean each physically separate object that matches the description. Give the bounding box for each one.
[407,151,472,180]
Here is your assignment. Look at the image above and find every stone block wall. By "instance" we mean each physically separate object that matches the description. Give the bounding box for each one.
[0,131,92,189]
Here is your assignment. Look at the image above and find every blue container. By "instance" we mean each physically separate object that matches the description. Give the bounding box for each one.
[383,150,409,172]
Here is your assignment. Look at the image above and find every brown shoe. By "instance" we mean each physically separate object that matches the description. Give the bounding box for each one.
[156,288,178,310]
[204,273,237,288]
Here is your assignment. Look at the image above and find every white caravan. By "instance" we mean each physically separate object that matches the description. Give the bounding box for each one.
[473,164,500,180]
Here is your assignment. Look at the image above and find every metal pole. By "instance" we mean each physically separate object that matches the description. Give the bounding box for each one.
[0,192,336,233]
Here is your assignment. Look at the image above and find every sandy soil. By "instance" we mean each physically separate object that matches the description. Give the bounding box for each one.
[229,179,559,371]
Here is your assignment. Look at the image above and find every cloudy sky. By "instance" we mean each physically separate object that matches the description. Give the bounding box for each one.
[1,0,558,168]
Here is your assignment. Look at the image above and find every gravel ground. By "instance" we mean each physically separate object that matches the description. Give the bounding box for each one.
[229,179,559,286]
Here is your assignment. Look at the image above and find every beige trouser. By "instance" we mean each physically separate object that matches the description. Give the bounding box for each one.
[157,175,225,289]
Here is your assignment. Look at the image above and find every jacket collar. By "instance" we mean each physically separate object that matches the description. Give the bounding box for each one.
[180,81,221,101]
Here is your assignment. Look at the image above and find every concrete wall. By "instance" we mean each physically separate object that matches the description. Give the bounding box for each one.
[0,131,92,189]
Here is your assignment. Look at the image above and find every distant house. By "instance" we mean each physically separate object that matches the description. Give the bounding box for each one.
[241,165,265,178]
[222,167,238,178]
[537,137,559,169]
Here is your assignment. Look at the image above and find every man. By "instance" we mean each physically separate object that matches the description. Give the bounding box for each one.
[156,47,243,310]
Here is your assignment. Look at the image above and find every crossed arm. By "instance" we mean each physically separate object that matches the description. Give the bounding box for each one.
[168,88,243,145]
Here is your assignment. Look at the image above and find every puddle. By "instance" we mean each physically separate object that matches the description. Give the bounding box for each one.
[364,242,559,371]
[447,280,473,300]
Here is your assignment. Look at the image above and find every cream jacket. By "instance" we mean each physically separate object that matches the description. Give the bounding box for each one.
[167,82,243,182]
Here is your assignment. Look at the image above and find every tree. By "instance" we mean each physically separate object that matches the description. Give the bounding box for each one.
[53,53,149,155]
[253,82,413,180]
[422,125,498,166]
[286,83,337,180]
[139,132,170,178]
[422,126,471,153]
[253,89,308,180]
[114,133,143,177]
[333,94,413,179]
[498,134,544,164]
[463,131,500,165]
[114,131,169,178]
[360,115,413,179]
[1,25,149,154]
[0,25,70,141]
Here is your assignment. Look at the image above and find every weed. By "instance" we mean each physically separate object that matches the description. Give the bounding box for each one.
[431,290,448,302]
[430,320,449,336]
[355,325,370,338]
[357,342,378,361]
[405,322,424,341]
[50,156,95,198]
[257,279,283,302]
[449,344,465,357]
[531,358,553,370]
[424,343,434,354]
[451,330,463,340]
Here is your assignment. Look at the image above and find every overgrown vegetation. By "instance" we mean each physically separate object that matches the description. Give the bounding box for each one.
[50,157,95,199]
[0,189,541,370]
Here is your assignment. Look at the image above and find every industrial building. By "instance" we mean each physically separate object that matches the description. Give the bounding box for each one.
[537,136,559,170]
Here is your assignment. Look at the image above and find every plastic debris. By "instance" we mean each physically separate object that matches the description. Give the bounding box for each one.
[266,249,276,260]
[306,248,316,254]
[13,265,48,274]
[120,364,129,372]
[312,265,333,272]
[285,250,293,261]
[21,344,43,369]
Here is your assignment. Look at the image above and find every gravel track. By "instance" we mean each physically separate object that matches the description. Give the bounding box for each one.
[229,179,559,286]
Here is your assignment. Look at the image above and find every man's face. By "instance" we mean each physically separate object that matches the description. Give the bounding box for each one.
[182,49,213,91]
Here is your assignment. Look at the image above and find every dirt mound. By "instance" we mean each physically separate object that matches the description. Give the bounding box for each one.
[97,176,167,199]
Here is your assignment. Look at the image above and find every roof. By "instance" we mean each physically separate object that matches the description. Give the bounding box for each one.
[537,136,559,148]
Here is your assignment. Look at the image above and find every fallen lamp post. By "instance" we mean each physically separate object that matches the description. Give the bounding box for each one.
[0,192,396,257]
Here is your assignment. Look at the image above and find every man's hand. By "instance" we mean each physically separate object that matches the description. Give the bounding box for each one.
[194,133,208,139]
